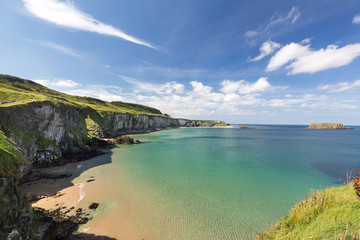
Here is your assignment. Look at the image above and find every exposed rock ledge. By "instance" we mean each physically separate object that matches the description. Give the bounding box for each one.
[308,123,352,129]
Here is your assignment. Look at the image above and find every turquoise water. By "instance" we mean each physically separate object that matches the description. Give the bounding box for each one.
[84,126,360,239]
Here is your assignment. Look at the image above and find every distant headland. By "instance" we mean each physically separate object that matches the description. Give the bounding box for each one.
[308,123,352,129]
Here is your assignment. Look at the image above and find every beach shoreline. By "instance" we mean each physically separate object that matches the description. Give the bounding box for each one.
[19,149,118,239]
[19,131,167,240]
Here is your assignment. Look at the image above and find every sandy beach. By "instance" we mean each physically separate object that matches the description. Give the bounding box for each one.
[19,150,163,240]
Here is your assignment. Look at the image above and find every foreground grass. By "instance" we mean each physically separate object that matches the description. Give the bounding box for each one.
[0,131,28,176]
[258,183,360,240]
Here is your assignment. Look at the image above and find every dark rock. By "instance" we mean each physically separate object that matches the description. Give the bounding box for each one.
[113,135,134,144]
[89,137,110,148]
[87,179,95,183]
[76,208,82,213]
[89,203,99,210]
[31,207,88,239]
[0,177,32,240]
[6,229,21,240]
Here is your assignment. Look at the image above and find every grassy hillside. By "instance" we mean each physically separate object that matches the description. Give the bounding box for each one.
[0,74,165,116]
[258,183,360,239]
[0,130,28,177]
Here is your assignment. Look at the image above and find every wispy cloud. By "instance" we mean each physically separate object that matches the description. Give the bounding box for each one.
[26,39,82,57]
[249,40,281,61]
[118,75,185,95]
[245,6,300,38]
[66,85,125,102]
[353,14,360,24]
[267,41,360,74]
[115,61,207,79]
[34,78,81,88]
[23,0,156,49]
[318,80,360,93]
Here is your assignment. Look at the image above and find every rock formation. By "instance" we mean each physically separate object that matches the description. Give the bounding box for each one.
[308,123,352,129]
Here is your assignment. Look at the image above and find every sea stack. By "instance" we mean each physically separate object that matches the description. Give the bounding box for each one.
[308,123,352,129]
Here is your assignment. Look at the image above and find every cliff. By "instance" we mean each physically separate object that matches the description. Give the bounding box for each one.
[0,74,221,165]
[0,131,32,239]
[0,74,225,239]
[308,123,351,129]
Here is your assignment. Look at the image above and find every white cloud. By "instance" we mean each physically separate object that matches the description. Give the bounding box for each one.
[318,80,360,93]
[26,39,82,57]
[300,38,312,44]
[353,14,360,24]
[33,76,358,117]
[191,81,213,95]
[23,0,156,49]
[249,40,281,61]
[300,102,357,110]
[220,77,287,94]
[245,6,300,38]
[115,77,287,116]
[66,85,125,102]
[267,42,360,74]
[118,75,185,94]
[34,78,81,88]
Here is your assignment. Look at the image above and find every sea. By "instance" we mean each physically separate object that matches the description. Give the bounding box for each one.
[69,125,360,239]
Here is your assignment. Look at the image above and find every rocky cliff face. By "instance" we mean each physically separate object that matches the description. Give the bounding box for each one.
[0,101,89,165]
[0,132,32,240]
[0,177,32,240]
[103,114,217,137]
[0,101,220,165]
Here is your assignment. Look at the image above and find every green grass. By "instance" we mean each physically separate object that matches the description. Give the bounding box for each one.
[0,74,166,116]
[0,131,28,176]
[258,183,360,240]
[85,115,102,138]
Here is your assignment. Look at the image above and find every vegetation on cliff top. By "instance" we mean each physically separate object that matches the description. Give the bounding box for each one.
[0,130,28,176]
[0,74,165,116]
[257,182,360,239]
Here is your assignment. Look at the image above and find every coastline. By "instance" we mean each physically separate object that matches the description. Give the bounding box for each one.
[19,145,166,239]
[17,126,360,240]
[19,149,117,239]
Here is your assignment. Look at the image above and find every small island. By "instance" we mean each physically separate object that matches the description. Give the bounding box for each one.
[308,123,352,129]
[239,125,255,129]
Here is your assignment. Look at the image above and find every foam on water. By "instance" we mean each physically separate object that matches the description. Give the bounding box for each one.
[76,183,85,202]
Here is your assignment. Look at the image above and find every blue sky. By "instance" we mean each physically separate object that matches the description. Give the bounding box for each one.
[1,0,360,124]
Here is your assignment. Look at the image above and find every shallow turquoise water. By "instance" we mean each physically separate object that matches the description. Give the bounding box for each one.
[91,126,360,239]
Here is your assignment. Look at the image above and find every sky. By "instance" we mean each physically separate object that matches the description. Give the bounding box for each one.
[1,0,360,124]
